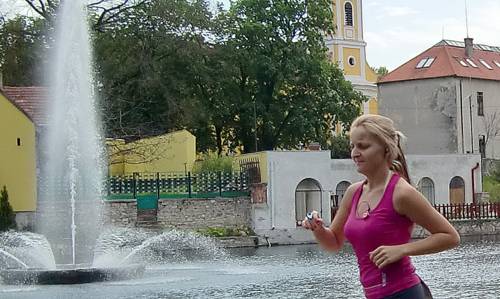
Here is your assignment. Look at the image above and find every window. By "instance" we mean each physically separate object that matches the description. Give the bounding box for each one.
[465,58,478,68]
[416,57,435,69]
[17,138,21,146]
[423,57,435,67]
[344,2,353,26]
[348,56,356,66]
[416,58,427,68]
[335,181,351,204]
[477,92,484,116]
[494,60,500,68]
[295,179,322,226]
[479,135,486,158]
[458,60,468,67]
[449,176,465,204]
[479,59,493,70]
[417,177,435,205]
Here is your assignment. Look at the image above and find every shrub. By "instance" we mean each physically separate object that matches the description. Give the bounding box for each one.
[197,226,255,237]
[0,186,16,231]
[193,152,234,173]
[482,176,500,203]
[329,134,351,159]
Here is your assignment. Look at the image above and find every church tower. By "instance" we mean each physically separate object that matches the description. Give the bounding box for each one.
[327,0,378,115]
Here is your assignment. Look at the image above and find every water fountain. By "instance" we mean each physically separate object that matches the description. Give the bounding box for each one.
[0,0,228,285]
[0,0,143,284]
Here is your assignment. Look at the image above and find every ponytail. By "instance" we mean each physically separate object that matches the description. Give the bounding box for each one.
[390,132,411,184]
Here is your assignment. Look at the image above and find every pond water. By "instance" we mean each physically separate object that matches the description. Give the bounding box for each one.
[1,239,499,299]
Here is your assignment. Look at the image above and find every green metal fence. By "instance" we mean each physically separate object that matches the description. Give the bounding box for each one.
[106,171,250,200]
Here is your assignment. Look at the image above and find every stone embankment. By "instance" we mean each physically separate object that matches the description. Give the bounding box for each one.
[413,219,500,239]
[103,198,500,248]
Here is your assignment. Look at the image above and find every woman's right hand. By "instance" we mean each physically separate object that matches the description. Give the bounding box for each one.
[301,211,324,231]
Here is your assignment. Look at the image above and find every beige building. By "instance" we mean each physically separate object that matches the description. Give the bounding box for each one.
[378,38,500,160]
[327,0,379,115]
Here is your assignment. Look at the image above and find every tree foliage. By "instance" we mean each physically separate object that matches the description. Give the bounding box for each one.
[0,186,16,231]
[0,16,49,85]
[23,0,148,32]
[2,0,366,155]
[215,0,365,152]
[329,134,351,159]
[93,0,211,140]
[373,66,389,77]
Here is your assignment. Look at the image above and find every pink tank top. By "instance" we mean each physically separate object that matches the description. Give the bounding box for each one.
[344,173,420,299]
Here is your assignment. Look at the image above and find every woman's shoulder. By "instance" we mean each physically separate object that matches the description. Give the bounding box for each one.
[346,181,364,193]
[393,177,422,211]
[393,177,418,195]
[342,181,364,202]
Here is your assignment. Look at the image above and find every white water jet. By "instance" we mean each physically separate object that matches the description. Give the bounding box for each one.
[0,249,29,269]
[37,0,105,265]
[93,229,228,268]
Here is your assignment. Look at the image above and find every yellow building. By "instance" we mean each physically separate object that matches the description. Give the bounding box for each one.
[0,89,37,212]
[107,129,196,175]
[327,0,378,115]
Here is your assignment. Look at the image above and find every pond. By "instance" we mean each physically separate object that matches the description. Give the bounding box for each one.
[1,239,499,299]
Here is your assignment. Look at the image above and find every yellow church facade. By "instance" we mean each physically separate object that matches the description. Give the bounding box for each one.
[327,0,378,115]
[0,90,37,213]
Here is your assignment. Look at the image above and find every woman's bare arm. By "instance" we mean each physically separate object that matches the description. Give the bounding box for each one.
[306,182,362,251]
[370,180,460,268]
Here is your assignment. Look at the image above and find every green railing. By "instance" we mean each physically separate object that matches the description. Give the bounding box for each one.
[106,171,250,200]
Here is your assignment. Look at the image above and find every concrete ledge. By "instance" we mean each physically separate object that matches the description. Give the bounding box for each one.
[215,236,259,248]
[413,219,500,239]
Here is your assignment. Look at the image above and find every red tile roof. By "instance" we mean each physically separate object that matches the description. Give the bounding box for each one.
[379,40,500,84]
[1,86,48,126]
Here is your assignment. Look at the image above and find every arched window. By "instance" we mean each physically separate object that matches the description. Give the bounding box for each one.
[449,176,465,204]
[344,2,353,26]
[295,179,322,226]
[417,177,435,205]
[335,181,351,204]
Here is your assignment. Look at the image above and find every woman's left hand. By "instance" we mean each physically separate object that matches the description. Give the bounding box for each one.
[369,245,405,268]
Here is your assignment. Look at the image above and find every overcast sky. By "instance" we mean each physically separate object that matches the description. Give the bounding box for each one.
[3,0,500,71]
[209,0,500,71]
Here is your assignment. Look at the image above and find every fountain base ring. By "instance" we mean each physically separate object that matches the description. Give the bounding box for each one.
[0,264,145,285]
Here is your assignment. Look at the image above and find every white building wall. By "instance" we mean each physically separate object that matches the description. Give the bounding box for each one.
[255,151,481,245]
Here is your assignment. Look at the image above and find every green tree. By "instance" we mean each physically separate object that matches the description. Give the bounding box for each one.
[219,0,365,152]
[373,66,389,77]
[0,16,49,86]
[0,186,16,231]
[23,0,147,32]
[93,0,215,141]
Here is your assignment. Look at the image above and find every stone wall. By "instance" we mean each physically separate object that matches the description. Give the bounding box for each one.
[102,200,137,227]
[157,197,252,229]
[412,219,500,239]
[102,197,252,230]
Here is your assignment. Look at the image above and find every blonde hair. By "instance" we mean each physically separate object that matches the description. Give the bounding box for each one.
[350,114,411,184]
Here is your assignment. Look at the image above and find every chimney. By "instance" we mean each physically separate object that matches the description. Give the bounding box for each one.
[307,142,321,151]
[464,37,474,58]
